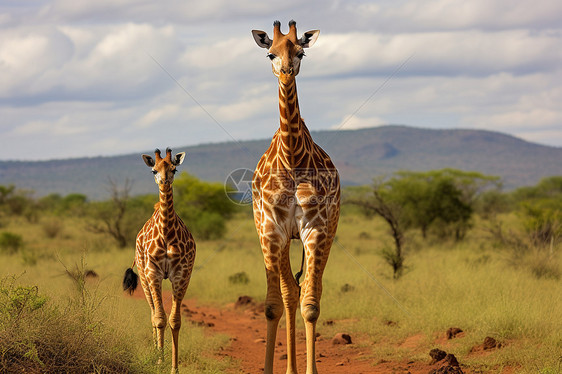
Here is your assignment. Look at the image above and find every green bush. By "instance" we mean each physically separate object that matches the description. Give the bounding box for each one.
[174,172,237,240]
[0,278,47,323]
[186,211,226,241]
[228,271,250,284]
[0,232,24,254]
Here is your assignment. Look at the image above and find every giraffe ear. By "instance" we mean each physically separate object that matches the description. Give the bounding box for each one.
[142,154,155,167]
[173,152,186,166]
[252,30,272,48]
[299,30,320,48]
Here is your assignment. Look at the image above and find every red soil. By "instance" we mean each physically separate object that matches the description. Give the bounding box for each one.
[129,288,503,373]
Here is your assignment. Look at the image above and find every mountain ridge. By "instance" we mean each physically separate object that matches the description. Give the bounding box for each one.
[1,125,560,199]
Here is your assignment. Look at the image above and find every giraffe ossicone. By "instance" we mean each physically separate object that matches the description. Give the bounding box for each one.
[251,20,341,374]
[123,147,196,374]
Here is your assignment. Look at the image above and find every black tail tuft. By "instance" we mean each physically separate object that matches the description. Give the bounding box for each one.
[294,244,306,297]
[123,268,138,295]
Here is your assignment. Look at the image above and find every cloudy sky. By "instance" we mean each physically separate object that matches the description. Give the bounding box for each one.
[1,0,561,161]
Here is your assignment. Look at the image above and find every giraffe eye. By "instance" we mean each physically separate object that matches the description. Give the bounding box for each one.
[296,51,305,60]
[267,53,276,60]
[172,169,177,174]
[152,170,157,175]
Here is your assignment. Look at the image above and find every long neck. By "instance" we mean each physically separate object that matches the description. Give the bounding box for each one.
[157,184,174,230]
[277,77,310,168]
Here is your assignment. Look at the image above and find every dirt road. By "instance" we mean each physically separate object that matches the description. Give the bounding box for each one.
[130,289,480,373]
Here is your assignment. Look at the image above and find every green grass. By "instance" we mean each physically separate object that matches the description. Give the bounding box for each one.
[0,210,561,373]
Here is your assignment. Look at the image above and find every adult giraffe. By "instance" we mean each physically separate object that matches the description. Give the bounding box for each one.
[123,148,196,374]
[251,20,340,374]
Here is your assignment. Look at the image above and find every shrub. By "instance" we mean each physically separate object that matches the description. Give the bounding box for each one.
[358,231,371,239]
[42,219,63,239]
[0,275,147,373]
[20,249,39,266]
[519,201,561,248]
[174,172,237,240]
[0,277,47,324]
[228,272,250,285]
[187,211,226,241]
[0,232,24,254]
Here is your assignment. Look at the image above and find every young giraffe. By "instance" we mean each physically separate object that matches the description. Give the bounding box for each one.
[123,148,196,374]
[251,21,340,374]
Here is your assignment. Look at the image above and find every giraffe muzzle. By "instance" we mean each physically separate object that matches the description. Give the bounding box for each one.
[281,67,294,75]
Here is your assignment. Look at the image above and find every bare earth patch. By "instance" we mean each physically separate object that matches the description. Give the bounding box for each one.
[129,289,511,373]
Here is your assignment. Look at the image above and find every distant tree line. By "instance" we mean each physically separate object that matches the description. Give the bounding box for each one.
[1,169,560,275]
[0,172,237,249]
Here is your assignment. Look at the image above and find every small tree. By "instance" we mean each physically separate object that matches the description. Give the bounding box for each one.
[89,179,132,248]
[346,179,406,279]
[428,178,472,240]
[386,169,500,240]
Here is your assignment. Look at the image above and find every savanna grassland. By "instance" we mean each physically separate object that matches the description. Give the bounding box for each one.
[0,174,561,373]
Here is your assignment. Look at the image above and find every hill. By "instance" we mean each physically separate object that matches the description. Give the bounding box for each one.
[1,125,561,199]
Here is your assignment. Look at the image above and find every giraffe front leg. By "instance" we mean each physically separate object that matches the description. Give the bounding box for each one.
[279,246,299,374]
[301,273,321,374]
[300,231,330,374]
[149,278,167,365]
[263,255,284,374]
[169,305,181,374]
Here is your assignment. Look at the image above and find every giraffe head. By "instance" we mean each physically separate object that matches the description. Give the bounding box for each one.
[142,148,185,187]
[252,20,319,83]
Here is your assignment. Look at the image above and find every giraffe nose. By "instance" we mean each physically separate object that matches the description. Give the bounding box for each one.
[281,66,294,75]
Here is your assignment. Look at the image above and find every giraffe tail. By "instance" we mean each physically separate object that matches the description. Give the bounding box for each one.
[122,267,138,295]
[294,244,305,295]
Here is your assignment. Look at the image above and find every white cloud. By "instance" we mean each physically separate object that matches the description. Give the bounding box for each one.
[0,22,182,102]
[180,37,256,71]
[135,104,181,129]
[37,0,304,25]
[310,29,562,78]
[345,0,562,32]
[14,116,90,136]
[333,115,387,130]
[1,0,561,161]
[0,27,73,97]
[483,109,561,129]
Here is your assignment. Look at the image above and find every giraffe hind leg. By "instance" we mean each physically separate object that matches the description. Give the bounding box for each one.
[169,274,189,373]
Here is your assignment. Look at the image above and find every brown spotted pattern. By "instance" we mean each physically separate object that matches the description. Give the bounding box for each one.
[135,149,196,374]
[251,21,340,374]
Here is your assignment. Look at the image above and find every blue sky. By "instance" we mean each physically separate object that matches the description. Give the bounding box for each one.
[1,0,561,160]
